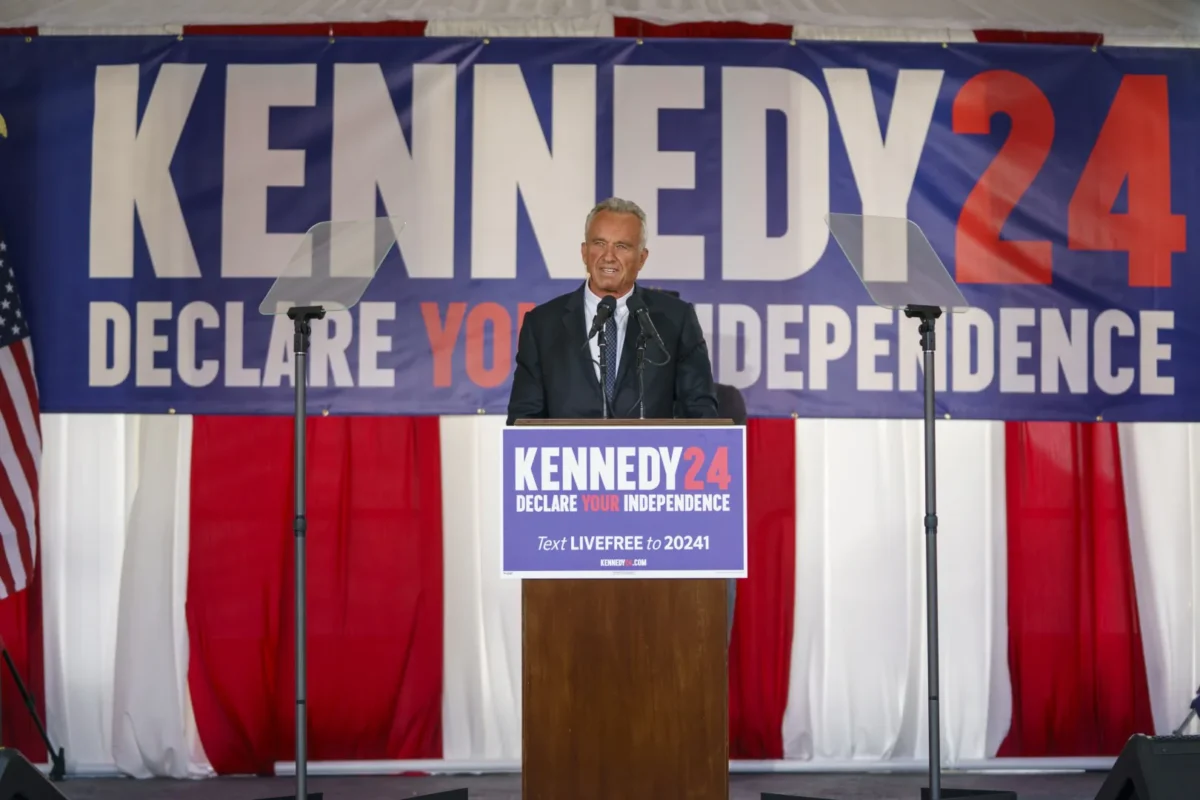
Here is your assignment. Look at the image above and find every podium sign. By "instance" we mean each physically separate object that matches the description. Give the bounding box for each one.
[501,424,747,578]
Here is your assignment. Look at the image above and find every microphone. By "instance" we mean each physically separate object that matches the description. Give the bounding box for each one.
[626,293,671,420]
[587,295,617,341]
[587,295,617,419]
[627,294,668,360]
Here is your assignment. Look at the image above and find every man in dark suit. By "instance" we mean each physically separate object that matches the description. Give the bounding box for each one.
[506,197,719,424]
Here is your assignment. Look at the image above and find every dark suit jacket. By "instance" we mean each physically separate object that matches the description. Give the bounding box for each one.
[506,283,719,424]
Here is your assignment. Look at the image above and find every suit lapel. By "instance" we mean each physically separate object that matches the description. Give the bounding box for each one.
[561,286,601,395]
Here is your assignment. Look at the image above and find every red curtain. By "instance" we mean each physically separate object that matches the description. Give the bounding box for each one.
[0,563,45,760]
[1000,421,1154,756]
[186,416,444,775]
[181,21,427,36]
[613,18,794,39]
[728,418,797,759]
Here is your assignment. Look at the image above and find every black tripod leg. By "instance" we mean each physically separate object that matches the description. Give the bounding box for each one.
[0,637,64,780]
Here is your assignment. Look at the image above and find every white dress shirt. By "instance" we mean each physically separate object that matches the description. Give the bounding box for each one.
[582,281,630,384]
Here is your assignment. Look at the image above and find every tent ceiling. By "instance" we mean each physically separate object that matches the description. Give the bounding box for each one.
[3,0,1199,38]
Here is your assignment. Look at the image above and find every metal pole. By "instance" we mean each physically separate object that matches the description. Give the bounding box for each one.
[921,315,941,800]
[295,346,307,800]
[290,308,319,800]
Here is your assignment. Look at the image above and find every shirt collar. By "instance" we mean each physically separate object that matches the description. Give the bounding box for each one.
[583,280,632,316]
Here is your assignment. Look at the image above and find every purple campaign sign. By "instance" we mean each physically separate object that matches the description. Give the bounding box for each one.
[500,425,747,578]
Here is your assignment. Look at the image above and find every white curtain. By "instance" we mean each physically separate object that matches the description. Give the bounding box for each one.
[1118,423,1200,736]
[40,414,209,777]
[110,415,211,778]
[781,419,1010,763]
[41,414,134,773]
[439,415,522,761]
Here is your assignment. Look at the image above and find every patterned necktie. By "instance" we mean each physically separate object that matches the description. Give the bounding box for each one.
[604,314,619,407]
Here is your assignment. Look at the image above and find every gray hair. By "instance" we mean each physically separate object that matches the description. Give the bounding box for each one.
[584,197,648,250]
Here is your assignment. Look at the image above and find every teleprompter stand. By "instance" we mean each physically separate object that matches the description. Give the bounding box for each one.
[902,302,958,800]
[287,304,322,800]
[254,217,404,800]
[759,214,1013,800]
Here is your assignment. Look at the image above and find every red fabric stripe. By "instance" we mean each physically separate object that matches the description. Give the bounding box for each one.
[974,29,1103,46]
[187,415,444,774]
[11,341,40,441]
[0,359,41,758]
[614,17,794,39]
[1000,422,1154,756]
[0,556,44,761]
[0,470,26,597]
[729,418,797,758]
[183,22,427,37]
[0,381,38,578]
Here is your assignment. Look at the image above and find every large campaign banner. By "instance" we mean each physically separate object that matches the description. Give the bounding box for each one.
[0,36,1194,421]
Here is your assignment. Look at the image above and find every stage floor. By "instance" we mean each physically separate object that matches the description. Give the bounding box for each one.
[50,770,1108,799]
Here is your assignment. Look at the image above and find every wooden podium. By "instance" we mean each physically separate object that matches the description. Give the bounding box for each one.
[514,419,733,800]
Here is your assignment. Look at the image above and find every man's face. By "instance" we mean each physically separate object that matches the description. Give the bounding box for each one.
[581,210,648,296]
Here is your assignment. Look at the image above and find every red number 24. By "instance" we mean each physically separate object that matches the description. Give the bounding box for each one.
[952,71,1184,288]
[682,446,731,491]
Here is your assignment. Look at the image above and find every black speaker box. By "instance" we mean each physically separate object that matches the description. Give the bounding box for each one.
[259,788,466,800]
[0,749,66,799]
[764,789,1014,800]
[1094,734,1200,800]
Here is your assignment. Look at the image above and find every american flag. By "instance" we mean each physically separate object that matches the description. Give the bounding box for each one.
[0,231,39,599]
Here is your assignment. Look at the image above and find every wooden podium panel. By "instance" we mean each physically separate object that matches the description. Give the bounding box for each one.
[515,419,733,800]
[522,578,728,800]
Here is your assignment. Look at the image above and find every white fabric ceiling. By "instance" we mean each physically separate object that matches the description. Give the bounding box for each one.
[3,0,1199,40]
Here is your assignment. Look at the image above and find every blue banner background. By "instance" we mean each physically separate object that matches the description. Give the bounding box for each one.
[0,35,1196,420]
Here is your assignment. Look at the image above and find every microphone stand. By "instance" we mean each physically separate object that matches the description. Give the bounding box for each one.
[636,333,648,419]
[629,304,666,420]
[0,641,65,781]
[598,327,610,419]
[1172,686,1200,735]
